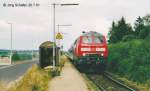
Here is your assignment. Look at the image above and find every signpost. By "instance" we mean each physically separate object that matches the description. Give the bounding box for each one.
[56,32,63,39]
[56,32,63,66]
[52,3,78,70]
[56,24,72,66]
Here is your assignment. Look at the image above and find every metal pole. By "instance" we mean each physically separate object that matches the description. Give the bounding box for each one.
[32,49,34,60]
[57,25,60,48]
[11,23,12,64]
[57,25,60,64]
[56,24,72,64]
[57,24,60,48]
[52,3,56,69]
[8,23,13,65]
[51,3,78,69]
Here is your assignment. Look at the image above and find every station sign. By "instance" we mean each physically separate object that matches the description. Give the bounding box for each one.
[56,33,63,39]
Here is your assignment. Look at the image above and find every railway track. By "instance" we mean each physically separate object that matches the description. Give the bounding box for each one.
[86,72,136,91]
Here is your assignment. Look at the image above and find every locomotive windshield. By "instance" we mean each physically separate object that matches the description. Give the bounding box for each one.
[82,36,104,43]
[93,36,104,43]
[82,36,92,43]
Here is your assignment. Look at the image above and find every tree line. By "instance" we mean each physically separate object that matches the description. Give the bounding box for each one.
[108,14,150,43]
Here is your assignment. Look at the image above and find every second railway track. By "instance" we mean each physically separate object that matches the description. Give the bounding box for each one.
[85,72,136,91]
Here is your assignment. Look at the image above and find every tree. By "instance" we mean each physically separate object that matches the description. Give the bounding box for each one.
[137,14,150,39]
[108,17,133,43]
[108,21,118,43]
[12,52,20,61]
[143,14,150,26]
[117,17,133,39]
[139,25,150,39]
[134,16,144,36]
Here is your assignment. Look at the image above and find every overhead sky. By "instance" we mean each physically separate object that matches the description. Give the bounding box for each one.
[0,0,150,50]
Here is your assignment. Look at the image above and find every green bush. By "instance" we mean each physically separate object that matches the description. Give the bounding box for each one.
[107,39,150,84]
[122,34,137,42]
[139,26,150,39]
[0,52,9,57]
[12,52,32,61]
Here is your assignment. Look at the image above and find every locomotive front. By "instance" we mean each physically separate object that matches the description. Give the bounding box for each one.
[74,31,108,66]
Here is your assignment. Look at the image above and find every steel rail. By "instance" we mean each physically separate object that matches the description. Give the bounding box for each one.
[104,72,136,91]
[86,74,106,91]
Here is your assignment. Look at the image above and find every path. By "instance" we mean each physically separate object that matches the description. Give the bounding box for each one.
[49,61,90,91]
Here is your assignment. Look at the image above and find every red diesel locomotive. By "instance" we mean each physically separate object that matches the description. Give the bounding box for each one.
[69,31,108,71]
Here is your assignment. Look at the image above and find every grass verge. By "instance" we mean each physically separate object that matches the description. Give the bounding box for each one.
[0,81,7,91]
[118,77,150,91]
[8,64,51,91]
[108,72,150,91]
[0,55,67,91]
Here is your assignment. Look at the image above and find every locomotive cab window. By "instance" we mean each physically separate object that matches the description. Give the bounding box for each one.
[82,36,92,43]
[93,36,104,43]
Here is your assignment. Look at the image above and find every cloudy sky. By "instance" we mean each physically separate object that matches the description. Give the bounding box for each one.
[0,0,149,50]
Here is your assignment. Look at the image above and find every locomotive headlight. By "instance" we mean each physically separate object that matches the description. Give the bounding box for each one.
[101,53,104,56]
[81,48,91,51]
[83,53,86,56]
[96,48,106,51]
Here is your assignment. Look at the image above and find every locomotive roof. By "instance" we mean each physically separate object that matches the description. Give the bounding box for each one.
[73,31,104,44]
[82,31,103,37]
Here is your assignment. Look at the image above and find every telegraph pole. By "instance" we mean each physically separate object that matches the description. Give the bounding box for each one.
[8,23,13,65]
[51,3,78,70]
[52,3,56,70]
